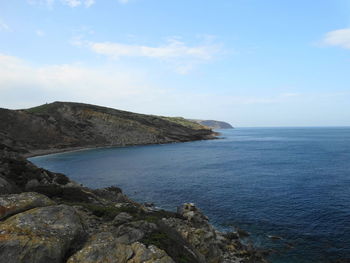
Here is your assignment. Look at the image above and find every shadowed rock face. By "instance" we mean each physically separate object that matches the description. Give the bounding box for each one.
[0,101,216,155]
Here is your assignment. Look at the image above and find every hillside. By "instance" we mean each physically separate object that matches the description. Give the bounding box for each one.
[0,102,216,156]
[191,119,234,129]
[160,116,208,130]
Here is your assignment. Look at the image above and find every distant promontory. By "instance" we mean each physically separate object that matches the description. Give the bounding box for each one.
[190,119,234,129]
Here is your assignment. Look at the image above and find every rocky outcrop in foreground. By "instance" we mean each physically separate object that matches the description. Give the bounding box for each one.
[0,146,267,263]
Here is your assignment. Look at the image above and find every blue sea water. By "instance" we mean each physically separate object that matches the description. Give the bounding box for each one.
[30,127,350,263]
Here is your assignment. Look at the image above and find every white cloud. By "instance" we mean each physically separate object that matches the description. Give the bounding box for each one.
[80,38,222,74]
[84,0,95,7]
[2,53,345,126]
[28,0,95,8]
[89,40,215,60]
[61,0,96,8]
[27,0,54,8]
[322,28,350,49]
[0,53,298,110]
[62,0,81,7]
[36,29,45,37]
[0,53,165,110]
[0,20,11,32]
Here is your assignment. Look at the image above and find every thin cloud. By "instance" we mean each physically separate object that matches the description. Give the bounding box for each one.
[36,29,45,37]
[89,39,216,60]
[0,20,11,32]
[80,38,222,74]
[61,0,95,7]
[62,0,81,7]
[28,0,95,8]
[0,53,162,110]
[27,0,54,7]
[84,0,95,7]
[322,28,350,49]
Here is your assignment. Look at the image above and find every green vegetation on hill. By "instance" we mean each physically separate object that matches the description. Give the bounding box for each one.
[25,103,55,114]
[160,116,208,130]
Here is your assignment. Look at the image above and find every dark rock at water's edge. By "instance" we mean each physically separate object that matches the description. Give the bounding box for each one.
[0,101,216,157]
[0,145,267,263]
[190,119,234,129]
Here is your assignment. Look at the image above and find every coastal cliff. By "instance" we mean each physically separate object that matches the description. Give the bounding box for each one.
[0,102,266,263]
[0,102,215,156]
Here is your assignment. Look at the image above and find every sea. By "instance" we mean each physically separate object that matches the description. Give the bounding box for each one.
[30,127,350,263]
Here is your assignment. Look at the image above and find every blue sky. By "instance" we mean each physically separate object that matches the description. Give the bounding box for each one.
[1,0,350,126]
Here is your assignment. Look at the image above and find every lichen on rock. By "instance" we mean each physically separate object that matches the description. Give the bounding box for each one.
[0,205,86,263]
[0,192,54,220]
[67,232,175,263]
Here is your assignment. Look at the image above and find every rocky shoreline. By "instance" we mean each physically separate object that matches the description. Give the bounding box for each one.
[0,144,268,263]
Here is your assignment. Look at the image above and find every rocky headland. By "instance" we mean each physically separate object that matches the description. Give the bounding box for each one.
[0,102,266,263]
[0,102,216,157]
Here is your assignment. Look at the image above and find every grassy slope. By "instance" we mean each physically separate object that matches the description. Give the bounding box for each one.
[160,117,209,130]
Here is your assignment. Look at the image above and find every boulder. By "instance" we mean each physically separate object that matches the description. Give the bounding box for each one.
[0,192,54,220]
[177,203,209,226]
[0,176,19,195]
[24,179,40,190]
[115,220,158,244]
[113,212,133,225]
[0,204,86,263]
[162,217,223,263]
[92,186,130,204]
[67,232,174,263]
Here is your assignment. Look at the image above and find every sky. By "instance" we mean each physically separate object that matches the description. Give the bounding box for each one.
[1,0,350,127]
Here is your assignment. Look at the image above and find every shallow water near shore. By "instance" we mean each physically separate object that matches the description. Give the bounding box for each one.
[30,127,350,263]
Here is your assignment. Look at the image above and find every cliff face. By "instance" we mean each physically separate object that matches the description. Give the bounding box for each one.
[190,120,234,129]
[0,102,215,155]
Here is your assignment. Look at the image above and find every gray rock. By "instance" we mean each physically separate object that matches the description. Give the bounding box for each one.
[0,192,54,220]
[113,212,133,225]
[177,203,209,226]
[24,179,40,190]
[92,186,130,204]
[115,220,157,244]
[161,217,223,263]
[0,204,86,263]
[0,176,18,195]
[67,232,174,263]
